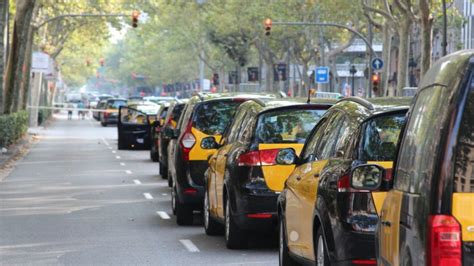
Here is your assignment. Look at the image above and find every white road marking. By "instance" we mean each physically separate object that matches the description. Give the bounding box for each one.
[126,170,132,175]
[162,193,168,196]
[101,138,110,146]
[112,150,116,154]
[133,179,141,184]
[157,211,171,219]
[143,193,153,199]
[179,239,200,253]
[120,162,126,166]
[116,156,121,159]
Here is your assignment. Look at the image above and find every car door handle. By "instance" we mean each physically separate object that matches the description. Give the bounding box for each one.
[296,176,302,181]
[314,173,319,178]
[223,154,228,157]
[381,220,392,227]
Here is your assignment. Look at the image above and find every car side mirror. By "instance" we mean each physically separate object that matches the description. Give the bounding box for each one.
[201,136,219,149]
[164,127,178,139]
[275,148,298,165]
[350,164,384,191]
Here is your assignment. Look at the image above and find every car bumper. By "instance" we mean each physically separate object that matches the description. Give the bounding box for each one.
[231,191,279,231]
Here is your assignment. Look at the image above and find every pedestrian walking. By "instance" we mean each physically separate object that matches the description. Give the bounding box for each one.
[77,101,85,120]
[67,102,74,120]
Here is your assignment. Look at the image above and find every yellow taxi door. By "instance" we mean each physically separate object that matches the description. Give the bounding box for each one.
[368,161,393,215]
[215,144,232,218]
[284,160,325,258]
[207,154,218,214]
[379,189,403,266]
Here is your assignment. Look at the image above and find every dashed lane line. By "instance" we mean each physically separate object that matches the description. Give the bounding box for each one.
[179,239,200,253]
[157,211,171,219]
[101,138,110,146]
[143,193,153,200]
[112,150,116,154]
[133,179,141,184]
[126,170,132,175]
[120,162,126,166]
[116,156,121,159]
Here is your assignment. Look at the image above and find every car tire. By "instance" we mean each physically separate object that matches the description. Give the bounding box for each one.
[175,189,193,226]
[167,171,173,187]
[150,145,159,162]
[315,228,329,266]
[225,197,246,249]
[101,121,107,127]
[204,190,223,236]
[279,216,298,266]
[160,165,168,180]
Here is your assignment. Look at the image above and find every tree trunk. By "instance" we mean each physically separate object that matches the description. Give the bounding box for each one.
[0,0,8,114]
[4,0,36,114]
[381,25,392,97]
[420,0,433,77]
[21,24,35,110]
[396,19,412,96]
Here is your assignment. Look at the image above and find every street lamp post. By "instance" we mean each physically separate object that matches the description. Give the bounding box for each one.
[350,65,357,96]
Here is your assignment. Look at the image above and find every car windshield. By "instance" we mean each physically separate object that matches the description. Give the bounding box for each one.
[107,100,127,109]
[192,101,241,135]
[255,108,326,144]
[360,113,406,161]
[454,86,474,192]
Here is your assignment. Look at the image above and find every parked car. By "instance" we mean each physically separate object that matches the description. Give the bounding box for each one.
[167,94,275,225]
[202,99,332,249]
[277,97,410,265]
[100,98,127,127]
[93,100,107,121]
[117,101,160,150]
[150,102,170,162]
[158,100,188,183]
[354,50,474,265]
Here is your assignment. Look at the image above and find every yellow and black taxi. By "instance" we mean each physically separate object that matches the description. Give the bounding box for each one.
[150,102,170,162]
[168,93,275,225]
[158,100,188,185]
[277,97,410,265]
[352,50,474,265]
[117,101,160,150]
[202,99,332,249]
[100,98,127,127]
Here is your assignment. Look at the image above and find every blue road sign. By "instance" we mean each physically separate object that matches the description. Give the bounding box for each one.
[372,58,384,70]
[315,67,329,84]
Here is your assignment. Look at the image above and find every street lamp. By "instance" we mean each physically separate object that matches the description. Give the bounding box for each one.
[349,65,357,96]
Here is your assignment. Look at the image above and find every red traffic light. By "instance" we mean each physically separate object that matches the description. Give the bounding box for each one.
[264,18,272,36]
[372,73,380,83]
[132,11,140,28]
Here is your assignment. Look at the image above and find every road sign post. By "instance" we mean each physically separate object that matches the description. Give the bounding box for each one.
[315,67,329,84]
[372,58,384,71]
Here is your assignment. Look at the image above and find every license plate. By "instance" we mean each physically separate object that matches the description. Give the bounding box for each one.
[137,138,144,144]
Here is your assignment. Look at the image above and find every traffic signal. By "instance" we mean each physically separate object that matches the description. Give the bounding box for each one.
[264,18,272,36]
[372,73,380,92]
[132,11,140,28]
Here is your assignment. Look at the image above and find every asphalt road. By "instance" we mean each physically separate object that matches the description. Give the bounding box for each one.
[0,113,278,265]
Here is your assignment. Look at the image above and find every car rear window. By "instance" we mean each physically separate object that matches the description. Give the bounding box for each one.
[192,101,241,135]
[360,113,406,161]
[454,86,474,192]
[107,100,127,109]
[255,108,326,144]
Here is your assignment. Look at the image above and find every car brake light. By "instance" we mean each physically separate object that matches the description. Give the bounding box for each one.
[247,213,272,219]
[337,174,351,192]
[104,112,109,119]
[352,260,376,265]
[237,149,280,166]
[428,215,462,266]
[180,120,195,161]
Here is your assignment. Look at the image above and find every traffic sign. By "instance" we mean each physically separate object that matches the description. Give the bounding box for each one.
[315,67,329,84]
[372,58,384,70]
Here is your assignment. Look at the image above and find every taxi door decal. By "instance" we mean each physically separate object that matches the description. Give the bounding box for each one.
[380,190,403,266]
[215,144,232,218]
[259,143,304,192]
[452,193,474,241]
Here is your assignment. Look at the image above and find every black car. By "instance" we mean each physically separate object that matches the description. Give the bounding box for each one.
[277,97,410,265]
[150,103,170,162]
[203,99,332,249]
[167,94,275,225]
[100,98,127,127]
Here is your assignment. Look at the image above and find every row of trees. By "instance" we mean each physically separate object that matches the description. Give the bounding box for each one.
[105,0,461,96]
[0,0,121,115]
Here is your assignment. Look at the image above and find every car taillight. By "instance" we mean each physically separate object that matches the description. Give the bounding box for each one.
[352,260,376,265]
[104,112,109,119]
[337,174,351,192]
[427,215,462,266]
[237,149,280,166]
[180,120,195,161]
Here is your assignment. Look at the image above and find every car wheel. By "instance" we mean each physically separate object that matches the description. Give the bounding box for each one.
[150,145,159,162]
[175,190,193,226]
[315,228,329,266]
[224,197,246,249]
[160,165,168,180]
[204,190,223,236]
[101,121,107,127]
[279,216,298,266]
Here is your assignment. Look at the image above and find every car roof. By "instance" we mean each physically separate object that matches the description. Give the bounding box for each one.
[333,97,410,120]
[238,99,333,115]
[107,98,127,102]
[187,93,276,104]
